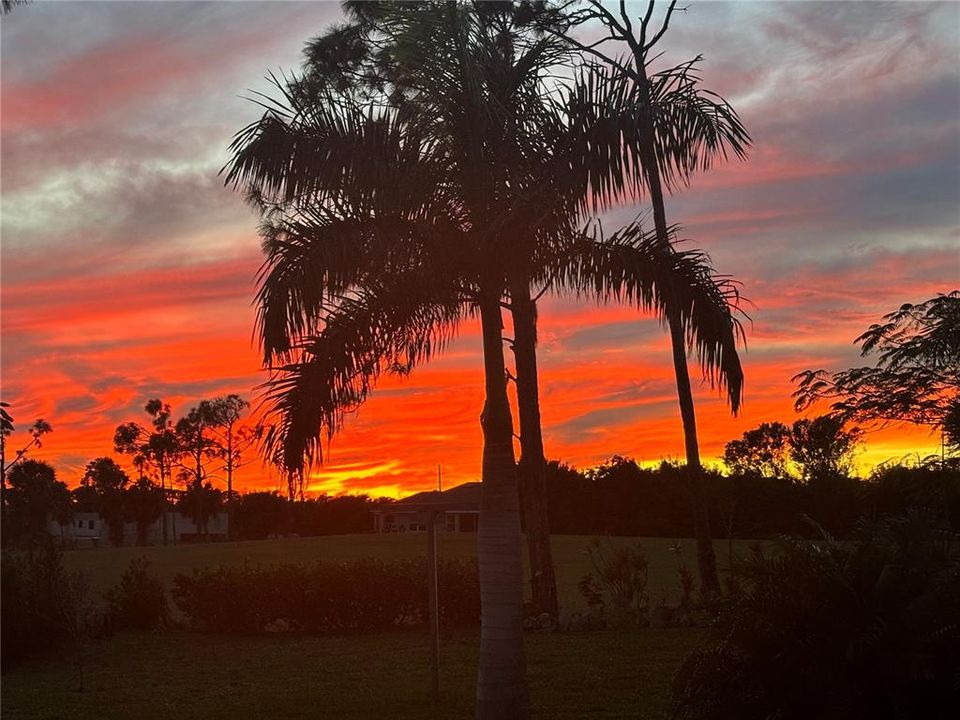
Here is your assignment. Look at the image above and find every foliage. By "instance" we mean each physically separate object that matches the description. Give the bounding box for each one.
[105,557,169,631]
[1,544,69,668]
[722,415,862,481]
[722,422,792,478]
[114,399,180,540]
[233,491,291,539]
[81,457,129,546]
[671,513,960,720]
[171,557,480,634]
[56,569,104,692]
[546,455,960,539]
[794,290,960,444]
[203,395,258,478]
[124,477,165,545]
[865,459,960,532]
[224,1,747,481]
[578,538,649,627]
[788,415,863,481]
[1,404,54,544]
[175,482,224,536]
[5,459,71,543]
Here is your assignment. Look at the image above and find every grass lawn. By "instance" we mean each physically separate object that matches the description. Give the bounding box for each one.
[5,535,736,718]
[2,627,704,720]
[60,533,757,610]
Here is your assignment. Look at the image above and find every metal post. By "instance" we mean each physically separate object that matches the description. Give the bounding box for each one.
[427,510,440,702]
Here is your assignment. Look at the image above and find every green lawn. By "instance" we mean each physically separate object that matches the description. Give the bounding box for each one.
[5,534,742,718]
[61,532,756,610]
[2,628,703,720]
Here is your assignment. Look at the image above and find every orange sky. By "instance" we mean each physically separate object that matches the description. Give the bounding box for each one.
[2,2,958,497]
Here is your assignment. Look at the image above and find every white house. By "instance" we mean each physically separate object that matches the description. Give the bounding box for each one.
[372,482,480,533]
[47,511,229,546]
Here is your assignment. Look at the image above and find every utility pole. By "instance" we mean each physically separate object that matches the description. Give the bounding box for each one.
[427,509,441,702]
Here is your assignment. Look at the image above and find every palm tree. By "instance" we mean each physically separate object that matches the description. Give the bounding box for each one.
[226,4,745,715]
[546,0,752,596]
[228,9,533,710]
[114,400,180,545]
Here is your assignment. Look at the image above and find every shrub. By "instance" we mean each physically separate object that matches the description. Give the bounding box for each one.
[1,544,105,674]
[578,538,649,628]
[171,557,480,634]
[57,570,104,692]
[105,557,169,631]
[1,544,68,668]
[437,558,481,627]
[671,512,960,720]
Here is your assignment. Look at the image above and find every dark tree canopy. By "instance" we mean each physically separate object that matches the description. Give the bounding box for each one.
[6,459,71,539]
[789,416,863,482]
[724,416,862,481]
[794,291,960,449]
[723,422,792,479]
[81,457,130,545]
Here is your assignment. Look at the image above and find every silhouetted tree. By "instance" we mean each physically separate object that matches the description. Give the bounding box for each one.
[176,482,223,538]
[114,399,180,544]
[204,394,259,539]
[6,460,70,543]
[789,415,862,482]
[795,290,960,460]
[175,403,221,534]
[546,0,751,597]
[229,0,744,627]
[944,399,960,452]
[226,4,746,712]
[124,477,165,546]
[1,402,53,533]
[80,457,129,546]
[723,422,793,479]
[233,491,289,540]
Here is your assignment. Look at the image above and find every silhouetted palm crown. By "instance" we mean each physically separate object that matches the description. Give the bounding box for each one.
[224,2,747,475]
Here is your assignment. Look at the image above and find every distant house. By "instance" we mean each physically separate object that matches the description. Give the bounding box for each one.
[49,512,104,544]
[373,482,480,533]
[47,511,229,546]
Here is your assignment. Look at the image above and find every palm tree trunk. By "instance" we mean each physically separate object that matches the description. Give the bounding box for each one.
[668,318,721,595]
[476,289,529,720]
[509,274,559,620]
[636,67,721,598]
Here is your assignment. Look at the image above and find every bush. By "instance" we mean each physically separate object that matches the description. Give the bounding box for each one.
[171,557,480,634]
[671,512,960,719]
[1,544,106,676]
[1,544,68,668]
[105,557,169,631]
[577,538,649,628]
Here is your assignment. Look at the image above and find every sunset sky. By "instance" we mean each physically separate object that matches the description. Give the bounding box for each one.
[2,1,958,498]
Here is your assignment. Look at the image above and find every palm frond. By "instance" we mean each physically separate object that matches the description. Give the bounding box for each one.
[559,57,751,208]
[258,275,470,474]
[550,220,747,413]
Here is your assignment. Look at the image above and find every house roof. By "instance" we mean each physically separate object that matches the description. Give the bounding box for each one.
[375,481,481,513]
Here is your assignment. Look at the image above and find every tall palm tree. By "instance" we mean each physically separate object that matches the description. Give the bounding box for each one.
[229,8,538,712]
[226,4,745,715]
[546,0,751,596]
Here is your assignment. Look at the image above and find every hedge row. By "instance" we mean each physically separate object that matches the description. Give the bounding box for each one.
[171,557,480,633]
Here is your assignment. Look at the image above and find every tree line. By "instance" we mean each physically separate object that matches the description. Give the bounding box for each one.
[1,394,266,547]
